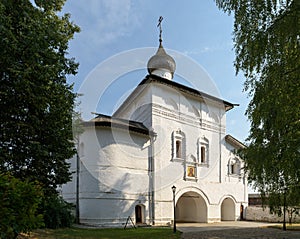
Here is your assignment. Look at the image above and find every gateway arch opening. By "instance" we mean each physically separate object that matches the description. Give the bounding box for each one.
[176,191,208,223]
[221,197,235,221]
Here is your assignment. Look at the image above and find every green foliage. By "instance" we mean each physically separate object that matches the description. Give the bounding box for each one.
[215,0,299,83]
[216,0,300,212]
[0,0,80,196]
[0,173,44,239]
[40,195,74,229]
[72,97,84,144]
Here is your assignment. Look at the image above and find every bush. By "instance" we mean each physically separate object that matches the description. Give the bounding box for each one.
[41,195,74,229]
[0,173,44,239]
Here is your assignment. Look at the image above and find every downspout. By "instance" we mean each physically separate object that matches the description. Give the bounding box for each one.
[219,110,222,183]
[76,140,80,224]
[149,129,157,225]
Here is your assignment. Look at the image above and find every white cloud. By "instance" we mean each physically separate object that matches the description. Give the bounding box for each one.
[85,0,142,47]
[183,41,233,57]
[64,0,142,48]
[183,47,214,56]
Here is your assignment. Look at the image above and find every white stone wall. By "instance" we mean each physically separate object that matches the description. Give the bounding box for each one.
[245,206,300,223]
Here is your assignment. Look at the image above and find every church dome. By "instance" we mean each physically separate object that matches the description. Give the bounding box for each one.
[147,42,176,80]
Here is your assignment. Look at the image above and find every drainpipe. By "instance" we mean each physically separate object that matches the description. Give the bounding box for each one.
[219,111,222,183]
[75,142,80,224]
[149,129,157,225]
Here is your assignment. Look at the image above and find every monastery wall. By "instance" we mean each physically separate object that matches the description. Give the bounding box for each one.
[245,206,300,223]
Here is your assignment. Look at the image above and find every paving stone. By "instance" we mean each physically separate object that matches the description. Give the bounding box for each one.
[180,225,300,239]
[74,221,300,238]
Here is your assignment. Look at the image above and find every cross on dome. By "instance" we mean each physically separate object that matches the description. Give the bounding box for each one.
[147,16,176,80]
[157,16,163,43]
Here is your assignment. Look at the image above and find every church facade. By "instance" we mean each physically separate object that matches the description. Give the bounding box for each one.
[62,34,248,227]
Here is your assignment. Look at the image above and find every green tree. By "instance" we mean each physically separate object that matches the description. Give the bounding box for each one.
[0,0,79,197]
[215,0,300,212]
[0,173,43,239]
[41,194,74,229]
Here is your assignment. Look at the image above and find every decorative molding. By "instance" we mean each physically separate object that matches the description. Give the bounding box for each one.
[152,103,225,133]
[171,158,185,163]
[184,177,198,182]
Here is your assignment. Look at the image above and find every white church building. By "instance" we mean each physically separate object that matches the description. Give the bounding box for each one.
[62,26,248,227]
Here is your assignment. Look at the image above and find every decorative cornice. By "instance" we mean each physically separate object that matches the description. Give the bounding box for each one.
[152,103,226,133]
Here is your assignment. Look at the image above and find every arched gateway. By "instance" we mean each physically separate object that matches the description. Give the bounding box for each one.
[176,191,208,222]
[221,197,235,221]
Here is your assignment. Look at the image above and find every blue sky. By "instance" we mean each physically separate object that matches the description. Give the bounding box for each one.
[62,0,250,142]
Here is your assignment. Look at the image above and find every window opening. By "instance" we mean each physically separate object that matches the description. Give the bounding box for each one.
[231,164,235,174]
[172,129,185,160]
[135,205,142,223]
[176,140,182,158]
[201,146,206,163]
[198,136,209,165]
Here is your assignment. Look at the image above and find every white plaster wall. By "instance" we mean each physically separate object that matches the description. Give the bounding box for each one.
[147,82,247,225]
[113,84,152,122]
[62,126,151,226]
[61,155,77,203]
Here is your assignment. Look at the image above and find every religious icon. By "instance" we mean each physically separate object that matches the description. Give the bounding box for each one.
[187,166,195,177]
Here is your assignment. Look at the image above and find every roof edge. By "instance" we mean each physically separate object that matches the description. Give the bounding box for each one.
[83,113,153,137]
[140,75,238,111]
[225,134,246,149]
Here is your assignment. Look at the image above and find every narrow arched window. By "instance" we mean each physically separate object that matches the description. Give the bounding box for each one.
[201,146,206,163]
[176,140,182,158]
[198,136,209,165]
[172,129,185,160]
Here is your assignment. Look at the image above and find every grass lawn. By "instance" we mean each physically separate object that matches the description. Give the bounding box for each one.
[22,227,181,239]
[268,223,300,231]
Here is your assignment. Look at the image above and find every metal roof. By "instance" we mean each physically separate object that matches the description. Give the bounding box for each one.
[83,113,152,136]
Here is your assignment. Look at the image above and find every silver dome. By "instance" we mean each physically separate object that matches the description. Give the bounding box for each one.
[147,43,176,77]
